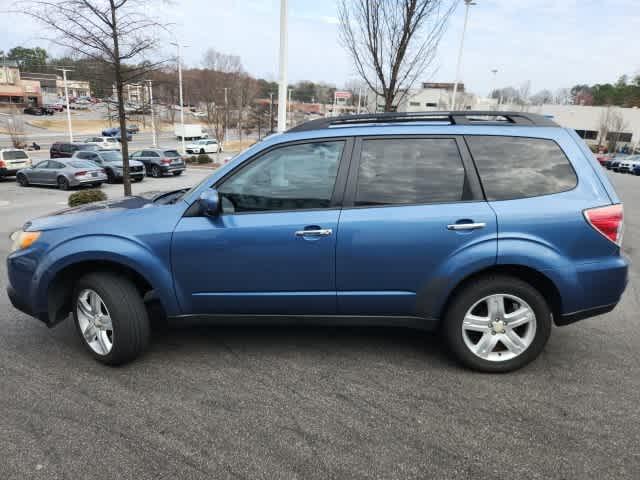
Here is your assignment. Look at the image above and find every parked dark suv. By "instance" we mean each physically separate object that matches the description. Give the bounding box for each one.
[7,112,628,372]
[50,142,100,158]
[129,148,186,177]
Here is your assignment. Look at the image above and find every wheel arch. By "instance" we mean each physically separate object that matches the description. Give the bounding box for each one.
[437,265,563,326]
[46,259,164,326]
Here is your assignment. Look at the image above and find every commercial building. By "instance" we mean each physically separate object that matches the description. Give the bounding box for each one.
[0,61,42,107]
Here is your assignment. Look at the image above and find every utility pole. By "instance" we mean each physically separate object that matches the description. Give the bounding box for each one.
[224,87,229,142]
[171,42,187,154]
[277,0,288,132]
[57,68,73,141]
[451,0,476,110]
[269,92,274,133]
[357,85,362,114]
[288,88,293,127]
[146,79,157,147]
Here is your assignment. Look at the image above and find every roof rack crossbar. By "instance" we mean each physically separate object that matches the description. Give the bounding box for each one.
[288,111,557,132]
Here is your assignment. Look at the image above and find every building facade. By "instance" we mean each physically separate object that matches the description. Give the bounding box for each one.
[0,61,42,107]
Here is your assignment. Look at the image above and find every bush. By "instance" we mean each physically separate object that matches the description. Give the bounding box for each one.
[197,154,212,164]
[68,189,107,207]
[185,155,198,164]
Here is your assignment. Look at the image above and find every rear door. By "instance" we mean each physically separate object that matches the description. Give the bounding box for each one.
[336,136,497,317]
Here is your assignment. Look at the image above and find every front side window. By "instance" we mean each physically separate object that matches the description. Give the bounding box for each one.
[355,138,467,206]
[466,136,578,201]
[218,141,344,213]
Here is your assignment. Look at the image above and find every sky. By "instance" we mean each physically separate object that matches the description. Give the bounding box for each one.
[0,0,638,97]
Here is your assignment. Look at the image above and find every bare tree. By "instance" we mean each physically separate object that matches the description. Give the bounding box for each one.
[18,0,166,196]
[5,108,26,148]
[338,0,455,112]
[606,108,627,152]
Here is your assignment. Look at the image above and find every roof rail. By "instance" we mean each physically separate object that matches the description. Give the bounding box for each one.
[288,111,558,132]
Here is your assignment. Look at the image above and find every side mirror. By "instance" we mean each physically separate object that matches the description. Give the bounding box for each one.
[199,189,221,217]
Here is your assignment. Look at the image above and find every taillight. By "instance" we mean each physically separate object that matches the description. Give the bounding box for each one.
[74,170,87,177]
[584,204,623,246]
[161,158,171,165]
[0,160,5,168]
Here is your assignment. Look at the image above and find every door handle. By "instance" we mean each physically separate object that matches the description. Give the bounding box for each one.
[295,228,333,237]
[447,222,486,231]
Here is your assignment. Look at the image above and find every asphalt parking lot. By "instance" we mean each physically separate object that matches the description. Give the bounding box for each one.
[0,170,639,479]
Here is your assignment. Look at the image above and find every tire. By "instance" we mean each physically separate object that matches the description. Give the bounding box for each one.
[17,173,29,187]
[443,275,552,373]
[151,165,161,178]
[200,148,205,154]
[106,169,115,184]
[72,272,150,366]
[57,176,69,190]
[172,171,183,176]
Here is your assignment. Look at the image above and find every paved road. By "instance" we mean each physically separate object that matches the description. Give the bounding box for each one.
[0,170,639,479]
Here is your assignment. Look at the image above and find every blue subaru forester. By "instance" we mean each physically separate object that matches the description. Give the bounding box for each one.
[6,112,628,372]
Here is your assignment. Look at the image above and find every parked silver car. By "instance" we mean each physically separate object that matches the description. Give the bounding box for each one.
[72,150,145,183]
[16,159,107,190]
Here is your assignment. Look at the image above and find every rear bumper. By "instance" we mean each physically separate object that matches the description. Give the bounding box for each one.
[161,165,185,173]
[70,175,108,186]
[0,167,20,177]
[557,303,617,326]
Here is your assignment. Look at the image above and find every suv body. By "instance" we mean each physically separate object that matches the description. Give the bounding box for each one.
[129,148,186,177]
[186,139,223,154]
[617,155,640,173]
[83,136,121,150]
[6,112,628,371]
[50,142,100,158]
[72,150,145,183]
[0,149,31,178]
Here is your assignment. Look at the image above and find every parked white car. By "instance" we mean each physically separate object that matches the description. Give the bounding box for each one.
[185,139,223,154]
[0,149,31,178]
[83,136,121,150]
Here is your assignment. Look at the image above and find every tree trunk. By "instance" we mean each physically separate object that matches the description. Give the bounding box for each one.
[110,1,131,196]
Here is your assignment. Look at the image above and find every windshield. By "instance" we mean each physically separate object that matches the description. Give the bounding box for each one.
[70,160,99,168]
[100,151,122,161]
[3,150,28,160]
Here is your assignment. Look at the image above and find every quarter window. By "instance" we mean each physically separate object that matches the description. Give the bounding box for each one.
[466,136,578,201]
[218,141,344,213]
[355,138,467,206]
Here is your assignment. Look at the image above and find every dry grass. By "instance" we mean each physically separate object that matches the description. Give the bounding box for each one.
[223,139,256,151]
[28,118,174,134]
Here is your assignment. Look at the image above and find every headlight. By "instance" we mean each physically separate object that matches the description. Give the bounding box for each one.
[10,230,41,253]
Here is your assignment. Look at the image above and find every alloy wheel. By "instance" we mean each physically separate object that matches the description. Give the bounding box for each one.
[461,293,536,362]
[76,289,114,355]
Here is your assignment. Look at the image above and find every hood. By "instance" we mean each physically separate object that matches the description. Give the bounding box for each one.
[24,191,166,231]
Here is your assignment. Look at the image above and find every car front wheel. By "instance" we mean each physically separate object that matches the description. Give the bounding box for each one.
[17,173,29,187]
[443,275,551,373]
[151,165,161,178]
[73,272,150,365]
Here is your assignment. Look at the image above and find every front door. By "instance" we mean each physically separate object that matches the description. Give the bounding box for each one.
[172,139,351,315]
[336,136,497,317]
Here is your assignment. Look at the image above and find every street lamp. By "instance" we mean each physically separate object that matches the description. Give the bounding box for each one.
[146,79,157,147]
[56,68,74,141]
[490,68,498,107]
[450,0,476,111]
[170,41,188,154]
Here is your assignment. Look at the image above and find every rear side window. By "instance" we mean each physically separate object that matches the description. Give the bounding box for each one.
[3,150,28,160]
[355,138,467,206]
[467,136,577,201]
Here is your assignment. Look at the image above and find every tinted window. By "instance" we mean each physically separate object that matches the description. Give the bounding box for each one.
[355,138,467,206]
[142,150,158,157]
[218,141,343,213]
[100,151,122,161]
[163,150,180,158]
[49,161,65,169]
[4,150,28,160]
[467,136,578,201]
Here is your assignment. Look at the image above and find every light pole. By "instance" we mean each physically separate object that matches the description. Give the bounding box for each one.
[171,42,188,154]
[450,0,476,111]
[146,80,157,147]
[490,68,498,108]
[288,88,293,127]
[224,87,229,142]
[277,0,288,132]
[56,68,73,141]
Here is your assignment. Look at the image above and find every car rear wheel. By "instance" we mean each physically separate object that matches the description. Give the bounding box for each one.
[200,148,205,154]
[73,272,150,365]
[57,176,69,190]
[17,173,29,187]
[443,275,551,373]
[151,165,161,178]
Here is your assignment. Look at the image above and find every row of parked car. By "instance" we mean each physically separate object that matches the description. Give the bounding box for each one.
[596,153,640,174]
[0,144,186,190]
